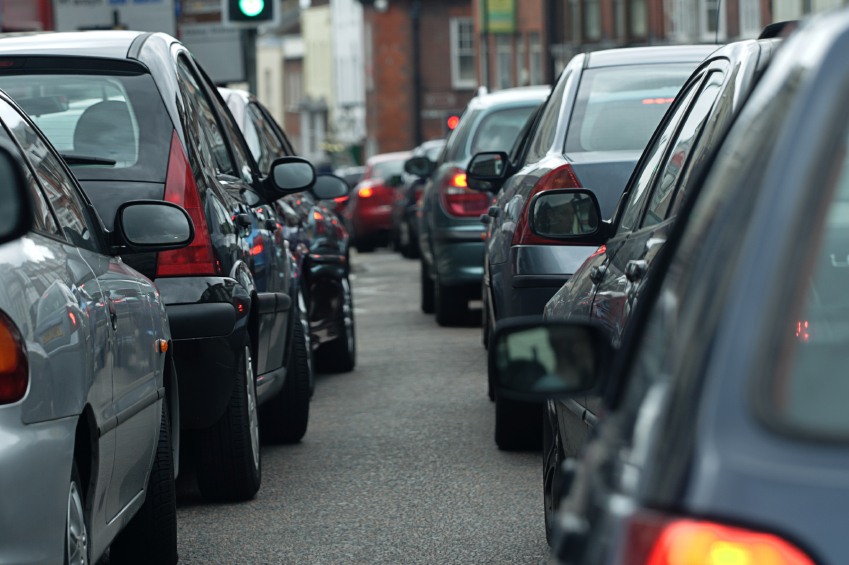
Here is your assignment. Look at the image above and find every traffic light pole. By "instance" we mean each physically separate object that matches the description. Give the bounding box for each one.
[243,27,257,93]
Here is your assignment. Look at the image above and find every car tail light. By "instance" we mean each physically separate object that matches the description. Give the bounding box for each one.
[359,186,374,198]
[250,234,265,256]
[414,185,424,205]
[623,511,815,565]
[439,167,490,217]
[156,131,219,277]
[512,163,581,246]
[0,311,28,404]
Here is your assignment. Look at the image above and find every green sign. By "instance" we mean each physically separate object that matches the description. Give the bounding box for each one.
[481,0,515,34]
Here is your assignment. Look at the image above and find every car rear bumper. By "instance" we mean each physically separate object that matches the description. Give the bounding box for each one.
[433,238,485,287]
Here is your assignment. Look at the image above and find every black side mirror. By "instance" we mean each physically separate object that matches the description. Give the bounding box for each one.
[113,200,194,254]
[0,141,32,245]
[467,151,510,192]
[312,173,351,200]
[404,156,436,178]
[488,317,614,403]
[528,189,607,242]
[267,156,316,195]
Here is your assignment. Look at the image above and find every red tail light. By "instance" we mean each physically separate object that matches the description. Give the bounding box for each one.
[359,186,374,198]
[439,167,490,217]
[250,234,265,256]
[414,185,424,204]
[624,511,815,565]
[512,163,581,245]
[156,131,219,277]
[0,312,28,404]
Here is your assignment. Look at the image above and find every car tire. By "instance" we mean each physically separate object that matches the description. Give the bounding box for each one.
[435,275,468,327]
[481,283,490,350]
[355,239,376,253]
[420,260,435,314]
[110,404,178,565]
[316,276,356,373]
[494,393,543,451]
[195,339,261,502]
[66,462,89,565]
[261,290,312,443]
[543,407,563,546]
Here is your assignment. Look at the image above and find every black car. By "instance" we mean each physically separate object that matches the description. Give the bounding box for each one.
[534,36,779,542]
[0,30,317,501]
[220,87,357,374]
[392,138,446,259]
[491,12,848,565]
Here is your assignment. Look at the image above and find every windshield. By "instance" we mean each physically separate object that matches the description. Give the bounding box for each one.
[371,158,406,180]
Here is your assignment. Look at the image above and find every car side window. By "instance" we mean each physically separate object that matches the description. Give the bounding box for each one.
[0,125,59,235]
[641,72,724,228]
[525,70,570,164]
[247,103,288,174]
[176,57,236,177]
[619,75,703,232]
[0,98,99,251]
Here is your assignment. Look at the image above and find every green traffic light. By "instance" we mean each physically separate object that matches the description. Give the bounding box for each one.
[239,0,265,17]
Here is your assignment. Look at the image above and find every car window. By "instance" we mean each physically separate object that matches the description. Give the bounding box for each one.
[0,123,58,235]
[247,103,288,174]
[0,98,100,252]
[371,158,406,179]
[176,57,236,177]
[469,105,540,156]
[641,72,723,228]
[443,107,481,163]
[565,63,695,153]
[526,70,570,163]
[509,105,542,166]
[618,76,703,232]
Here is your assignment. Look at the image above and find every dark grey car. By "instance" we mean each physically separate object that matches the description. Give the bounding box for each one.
[491,10,849,565]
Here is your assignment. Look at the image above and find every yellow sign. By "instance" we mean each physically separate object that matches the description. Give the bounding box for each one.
[482,0,515,34]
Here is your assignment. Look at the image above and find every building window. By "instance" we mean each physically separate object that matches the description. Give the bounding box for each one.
[700,0,726,41]
[450,18,476,89]
[631,0,648,37]
[584,0,601,40]
[738,0,762,37]
[614,0,626,38]
[496,35,513,90]
[570,0,581,41]
[529,32,543,85]
[516,34,527,86]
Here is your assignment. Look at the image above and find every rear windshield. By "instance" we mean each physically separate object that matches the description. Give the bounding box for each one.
[469,105,539,156]
[565,64,694,152]
[0,72,172,183]
[371,158,406,180]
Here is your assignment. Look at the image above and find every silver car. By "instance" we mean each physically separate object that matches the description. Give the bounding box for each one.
[0,88,193,564]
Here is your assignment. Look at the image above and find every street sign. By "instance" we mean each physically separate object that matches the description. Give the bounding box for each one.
[222,0,278,27]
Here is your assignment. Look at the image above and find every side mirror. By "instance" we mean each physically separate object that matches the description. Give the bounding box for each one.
[529,189,605,241]
[467,151,509,192]
[312,173,351,200]
[264,218,278,231]
[113,200,194,253]
[404,156,436,178]
[267,156,316,195]
[488,317,613,402]
[0,142,33,245]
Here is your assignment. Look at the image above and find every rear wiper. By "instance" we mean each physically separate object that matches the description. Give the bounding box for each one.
[60,153,117,166]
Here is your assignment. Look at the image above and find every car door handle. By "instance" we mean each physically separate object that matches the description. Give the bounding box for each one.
[589,264,607,285]
[625,260,648,283]
[487,206,501,218]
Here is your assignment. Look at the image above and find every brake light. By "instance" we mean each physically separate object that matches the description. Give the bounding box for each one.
[414,185,424,204]
[0,312,28,404]
[512,163,581,245]
[439,167,490,217]
[624,511,815,565]
[359,186,374,198]
[156,131,219,277]
[250,234,265,256]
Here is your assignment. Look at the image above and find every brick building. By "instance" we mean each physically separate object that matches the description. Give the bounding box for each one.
[360,0,474,155]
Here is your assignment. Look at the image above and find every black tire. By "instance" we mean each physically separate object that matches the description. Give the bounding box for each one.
[110,404,178,565]
[261,291,312,443]
[435,275,468,327]
[316,277,356,373]
[195,338,261,502]
[494,394,543,451]
[482,284,490,350]
[66,462,89,565]
[420,260,435,314]
[355,239,376,253]
[543,406,563,546]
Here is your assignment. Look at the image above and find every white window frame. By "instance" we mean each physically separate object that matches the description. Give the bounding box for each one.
[496,34,513,90]
[631,0,648,37]
[699,0,726,41]
[584,0,601,40]
[738,0,762,37]
[450,17,476,89]
[529,32,543,85]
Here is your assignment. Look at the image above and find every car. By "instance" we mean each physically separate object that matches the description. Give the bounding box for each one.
[0,92,195,564]
[219,87,357,374]
[468,45,714,453]
[490,11,848,565]
[0,30,318,500]
[335,164,367,190]
[410,85,550,327]
[391,138,446,259]
[343,150,413,252]
[533,35,781,542]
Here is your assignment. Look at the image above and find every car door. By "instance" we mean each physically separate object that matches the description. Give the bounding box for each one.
[0,96,160,520]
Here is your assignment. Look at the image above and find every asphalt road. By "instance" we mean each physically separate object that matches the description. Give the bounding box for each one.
[174,249,551,564]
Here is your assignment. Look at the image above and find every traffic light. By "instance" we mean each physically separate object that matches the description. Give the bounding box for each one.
[223,0,277,27]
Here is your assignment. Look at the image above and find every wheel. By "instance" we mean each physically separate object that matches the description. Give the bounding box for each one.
[482,283,490,350]
[420,260,435,314]
[543,406,563,546]
[110,404,178,565]
[195,338,261,501]
[399,220,418,259]
[66,462,89,565]
[261,290,312,443]
[494,393,543,451]
[315,276,356,373]
[355,239,375,253]
[435,275,468,327]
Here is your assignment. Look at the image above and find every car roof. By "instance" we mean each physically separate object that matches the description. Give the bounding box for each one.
[0,30,148,59]
[585,44,720,68]
[466,85,551,111]
[367,151,412,164]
